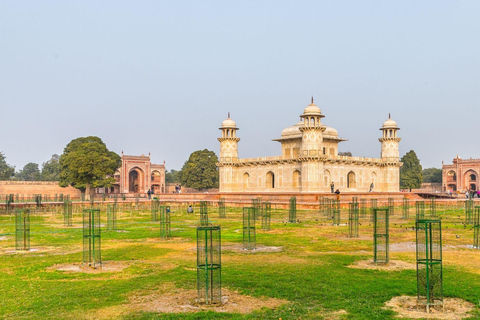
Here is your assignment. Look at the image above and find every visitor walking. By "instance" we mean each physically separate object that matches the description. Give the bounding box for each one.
[369,183,374,192]
[330,182,335,193]
[147,188,151,200]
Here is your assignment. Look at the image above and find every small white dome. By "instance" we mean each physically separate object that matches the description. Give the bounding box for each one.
[221,117,237,128]
[303,102,322,116]
[382,118,398,129]
[324,126,338,137]
[281,121,303,137]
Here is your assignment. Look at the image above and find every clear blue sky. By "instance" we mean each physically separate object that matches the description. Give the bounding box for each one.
[1,1,479,172]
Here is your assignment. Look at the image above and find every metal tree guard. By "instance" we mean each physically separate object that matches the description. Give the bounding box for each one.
[289,196,297,223]
[64,201,73,227]
[15,209,30,251]
[373,208,389,264]
[82,209,102,268]
[332,199,340,226]
[474,206,479,249]
[370,199,377,222]
[416,201,425,220]
[359,198,367,218]
[107,203,117,231]
[197,225,221,305]
[218,198,226,218]
[402,198,409,219]
[151,199,159,221]
[160,205,171,239]
[252,198,261,220]
[465,199,474,224]
[348,202,359,238]
[243,207,256,250]
[319,197,325,216]
[388,198,395,216]
[429,198,437,217]
[200,201,209,226]
[416,218,443,313]
[262,202,271,231]
[326,198,333,218]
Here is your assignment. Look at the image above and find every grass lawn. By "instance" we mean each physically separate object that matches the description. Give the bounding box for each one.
[0,201,479,319]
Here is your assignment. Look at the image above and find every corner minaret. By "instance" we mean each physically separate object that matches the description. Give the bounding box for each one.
[218,113,240,163]
[299,97,326,157]
[379,114,401,162]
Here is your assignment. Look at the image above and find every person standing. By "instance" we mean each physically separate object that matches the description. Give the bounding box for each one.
[330,182,335,193]
[147,188,151,200]
[369,183,374,192]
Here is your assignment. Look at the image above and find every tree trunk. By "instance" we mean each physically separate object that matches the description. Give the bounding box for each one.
[85,183,91,201]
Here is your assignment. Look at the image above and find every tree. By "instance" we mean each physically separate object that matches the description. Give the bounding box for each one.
[41,154,61,181]
[16,162,41,181]
[59,136,121,199]
[181,149,219,189]
[422,167,442,183]
[165,169,182,183]
[400,150,422,191]
[338,151,352,156]
[0,152,15,180]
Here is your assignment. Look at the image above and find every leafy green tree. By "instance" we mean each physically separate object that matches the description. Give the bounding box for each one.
[165,169,182,184]
[41,154,61,181]
[59,136,121,199]
[181,149,219,189]
[400,150,423,191]
[16,162,41,181]
[422,167,442,183]
[0,152,15,180]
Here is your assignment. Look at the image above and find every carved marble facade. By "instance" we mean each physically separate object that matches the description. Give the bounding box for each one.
[217,99,401,193]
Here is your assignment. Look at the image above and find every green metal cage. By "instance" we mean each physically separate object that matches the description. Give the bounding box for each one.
[289,196,297,223]
[348,202,359,238]
[243,207,256,250]
[15,209,30,251]
[82,209,102,268]
[197,225,221,305]
[416,218,443,313]
[373,208,389,264]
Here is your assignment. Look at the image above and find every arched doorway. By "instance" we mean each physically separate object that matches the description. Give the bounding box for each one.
[324,170,331,187]
[464,170,478,191]
[243,172,250,189]
[266,171,275,189]
[129,168,144,193]
[293,170,301,188]
[347,171,356,188]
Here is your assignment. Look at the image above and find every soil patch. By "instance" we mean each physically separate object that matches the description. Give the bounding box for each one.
[2,246,58,254]
[390,242,462,252]
[384,295,475,319]
[349,259,415,271]
[129,288,287,314]
[223,244,283,253]
[48,261,132,273]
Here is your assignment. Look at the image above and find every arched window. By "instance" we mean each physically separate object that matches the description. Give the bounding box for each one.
[243,172,250,189]
[293,170,301,188]
[266,171,275,189]
[347,171,356,188]
[371,172,377,185]
[324,170,331,187]
[470,174,476,181]
[447,170,456,181]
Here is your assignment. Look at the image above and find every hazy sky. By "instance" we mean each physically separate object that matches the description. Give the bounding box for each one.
[1,1,479,172]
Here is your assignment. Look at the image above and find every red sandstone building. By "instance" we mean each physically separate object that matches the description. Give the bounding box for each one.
[109,153,166,195]
[442,156,479,192]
